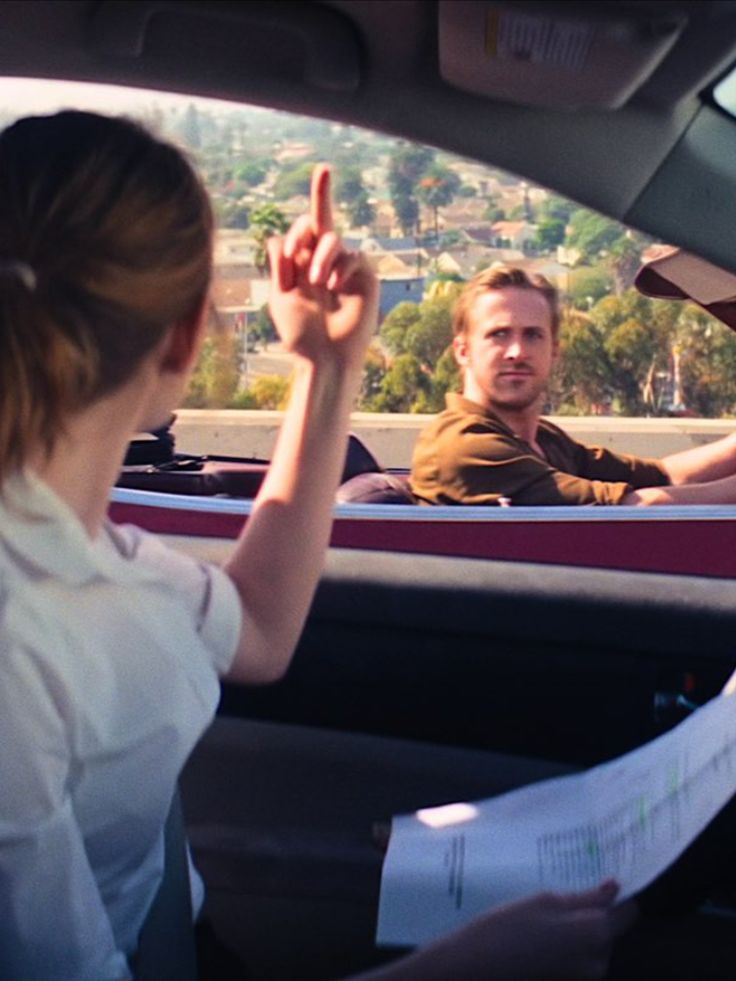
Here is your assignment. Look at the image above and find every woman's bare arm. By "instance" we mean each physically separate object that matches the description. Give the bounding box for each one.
[223,166,378,683]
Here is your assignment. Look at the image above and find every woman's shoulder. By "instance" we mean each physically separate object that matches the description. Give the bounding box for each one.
[0,567,75,686]
[102,519,220,592]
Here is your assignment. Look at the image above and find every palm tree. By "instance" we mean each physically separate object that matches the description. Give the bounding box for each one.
[417,164,461,242]
[250,203,289,274]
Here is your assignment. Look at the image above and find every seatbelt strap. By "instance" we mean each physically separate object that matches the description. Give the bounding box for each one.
[134,789,199,981]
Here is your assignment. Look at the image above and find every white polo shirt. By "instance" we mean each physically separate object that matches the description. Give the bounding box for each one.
[0,472,242,980]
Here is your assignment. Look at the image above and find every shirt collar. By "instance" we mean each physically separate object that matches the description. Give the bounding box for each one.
[445,393,518,438]
[445,393,552,453]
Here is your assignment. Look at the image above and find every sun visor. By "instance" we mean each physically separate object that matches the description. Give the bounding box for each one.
[635,245,736,331]
[438,2,686,111]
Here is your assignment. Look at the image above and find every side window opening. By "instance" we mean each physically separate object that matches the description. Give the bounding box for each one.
[2,76,734,425]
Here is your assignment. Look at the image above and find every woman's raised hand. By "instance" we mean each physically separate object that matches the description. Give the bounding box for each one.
[267,165,379,370]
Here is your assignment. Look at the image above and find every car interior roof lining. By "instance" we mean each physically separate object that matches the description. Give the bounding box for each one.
[0,2,735,263]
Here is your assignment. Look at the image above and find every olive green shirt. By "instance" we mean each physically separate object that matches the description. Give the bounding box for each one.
[410,394,670,506]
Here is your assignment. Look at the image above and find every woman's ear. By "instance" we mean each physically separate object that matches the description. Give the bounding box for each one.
[159,300,208,374]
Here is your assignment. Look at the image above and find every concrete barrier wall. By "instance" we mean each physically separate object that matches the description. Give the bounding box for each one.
[172,410,736,468]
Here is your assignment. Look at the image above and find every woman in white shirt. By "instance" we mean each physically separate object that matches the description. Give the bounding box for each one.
[0,110,629,980]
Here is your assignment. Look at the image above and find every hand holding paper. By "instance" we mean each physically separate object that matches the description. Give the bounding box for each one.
[378,669,736,949]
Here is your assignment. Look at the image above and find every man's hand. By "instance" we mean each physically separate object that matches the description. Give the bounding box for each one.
[266,165,378,371]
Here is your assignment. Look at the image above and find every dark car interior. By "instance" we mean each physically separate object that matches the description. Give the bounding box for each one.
[6,2,736,978]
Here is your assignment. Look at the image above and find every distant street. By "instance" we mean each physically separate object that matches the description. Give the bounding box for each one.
[242,345,293,380]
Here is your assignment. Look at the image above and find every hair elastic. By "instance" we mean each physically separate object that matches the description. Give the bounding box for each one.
[0,260,37,292]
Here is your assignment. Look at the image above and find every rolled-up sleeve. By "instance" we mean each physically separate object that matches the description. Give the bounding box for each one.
[573,443,670,491]
[106,523,242,676]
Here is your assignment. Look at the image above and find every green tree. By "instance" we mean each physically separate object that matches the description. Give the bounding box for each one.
[347,192,375,229]
[228,389,258,409]
[438,229,463,248]
[551,287,736,418]
[335,164,375,227]
[539,194,575,224]
[484,200,505,222]
[552,310,613,414]
[392,193,419,238]
[405,297,454,369]
[605,317,661,414]
[251,304,278,349]
[250,374,290,410]
[358,342,388,408]
[369,353,429,412]
[677,305,736,416]
[272,161,315,200]
[379,301,421,356]
[568,266,613,309]
[535,217,566,252]
[416,163,462,240]
[388,144,434,235]
[182,333,242,408]
[250,203,289,273]
[334,164,366,206]
[567,210,626,262]
[235,160,269,187]
[607,235,644,295]
[589,291,674,414]
[421,345,461,412]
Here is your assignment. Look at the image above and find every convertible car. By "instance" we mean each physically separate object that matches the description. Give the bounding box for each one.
[112,443,736,577]
[6,2,736,979]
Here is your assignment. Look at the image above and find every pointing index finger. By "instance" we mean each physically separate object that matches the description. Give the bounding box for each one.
[311,164,333,235]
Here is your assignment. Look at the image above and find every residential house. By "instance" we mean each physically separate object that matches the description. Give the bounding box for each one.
[490,220,538,250]
[273,142,314,163]
[378,273,425,321]
[213,230,269,331]
[507,256,572,291]
[433,245,525,280]
[557,244,583,267]
[435,197,491,230]
[360,236,422,253]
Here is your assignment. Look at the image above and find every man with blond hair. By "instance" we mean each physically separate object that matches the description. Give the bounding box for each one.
[410,264,736,506]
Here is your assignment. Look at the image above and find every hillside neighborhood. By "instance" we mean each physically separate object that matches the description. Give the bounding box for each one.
[152,100,735,421]
[208,148,577,333]
[2,88,732,419]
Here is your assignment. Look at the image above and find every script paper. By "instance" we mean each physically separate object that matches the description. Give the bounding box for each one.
[377,676,736,947]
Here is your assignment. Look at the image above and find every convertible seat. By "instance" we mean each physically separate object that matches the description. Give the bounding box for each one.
[335,471,416,504]
[118,432,383,499]
[335,434,416,504]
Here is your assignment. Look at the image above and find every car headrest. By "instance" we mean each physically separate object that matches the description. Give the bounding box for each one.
[342,433,382,482]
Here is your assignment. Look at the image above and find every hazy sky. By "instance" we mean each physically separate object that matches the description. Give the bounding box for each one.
[0,77,246,115]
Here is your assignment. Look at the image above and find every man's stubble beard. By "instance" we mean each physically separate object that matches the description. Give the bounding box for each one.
[488,377,548,414]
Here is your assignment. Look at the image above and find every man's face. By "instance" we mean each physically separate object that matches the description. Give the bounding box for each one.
[453,286,557,413]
